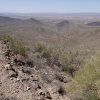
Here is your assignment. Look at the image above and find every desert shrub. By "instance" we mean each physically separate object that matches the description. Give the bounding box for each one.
[49,51,60,66]
[0,34,28,57]
[58,50,84,77]
[9,40,27,57]
[34,43,62,66]
[34,43,47,53]
[26,59,34,67]
[41,46,52,59]
[82,83,99,100]
[34,43,84,75]
[34,43,54,65]
[0,34,13,42]
[75,64,98,85]
[67,54,100,100]
[74,54,100,86]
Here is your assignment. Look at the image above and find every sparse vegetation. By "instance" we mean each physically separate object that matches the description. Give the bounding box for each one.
[58,50,84,76]
[0,34,28,57]
[34,43,57,65]
[26,59,34,67]
[34,43,85,76]
[82,83,99,100]
[67,54,100,100]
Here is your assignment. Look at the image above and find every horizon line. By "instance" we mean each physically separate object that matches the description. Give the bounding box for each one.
[1,12,100,14]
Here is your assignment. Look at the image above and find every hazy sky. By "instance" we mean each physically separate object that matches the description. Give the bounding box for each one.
[0,0,100,13]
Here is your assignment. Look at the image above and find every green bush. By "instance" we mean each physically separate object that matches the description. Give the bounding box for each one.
[0,34,13,42]
[67,54,100,100]
[34,43,84,75]
[9,41,27,57]
[34,43,47,53]
[82,83,99,100]
[34,43,52,63]
[34,43,60,66]
[58,50,84,77]
[0,34,28,57]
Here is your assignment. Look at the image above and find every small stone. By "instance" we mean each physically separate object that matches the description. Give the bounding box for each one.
[16,78,20,81]
[26,86,31,90]
[4,64,11,70]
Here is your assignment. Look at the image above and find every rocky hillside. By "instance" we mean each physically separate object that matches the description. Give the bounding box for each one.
[0,40,71,100]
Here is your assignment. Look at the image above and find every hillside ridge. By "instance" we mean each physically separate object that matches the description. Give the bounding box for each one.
[0,40,70,100]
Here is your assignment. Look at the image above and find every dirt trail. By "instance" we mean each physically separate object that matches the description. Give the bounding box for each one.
[0,41,70,100]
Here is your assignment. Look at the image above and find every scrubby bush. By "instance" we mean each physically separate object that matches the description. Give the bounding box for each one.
[67,54,100,100]
[34,43,47,53]
[34,43,84,76]
[9,40,27,57]
[34,43,54,65]
[0,34,28,57]
[58,50,84,77]
[82,83,99,100]
[0,34,13,42]
[26,59,34,67]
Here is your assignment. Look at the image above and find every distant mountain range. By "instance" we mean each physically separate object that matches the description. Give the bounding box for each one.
[1,13,100,18]
[87,22,100,26]
[0,15,100,49]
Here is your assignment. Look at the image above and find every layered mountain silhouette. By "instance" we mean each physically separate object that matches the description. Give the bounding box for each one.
[87,21,100,26]
[56,20,70,27]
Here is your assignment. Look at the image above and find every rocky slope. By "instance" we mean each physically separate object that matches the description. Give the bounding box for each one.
[0,40,71,100]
